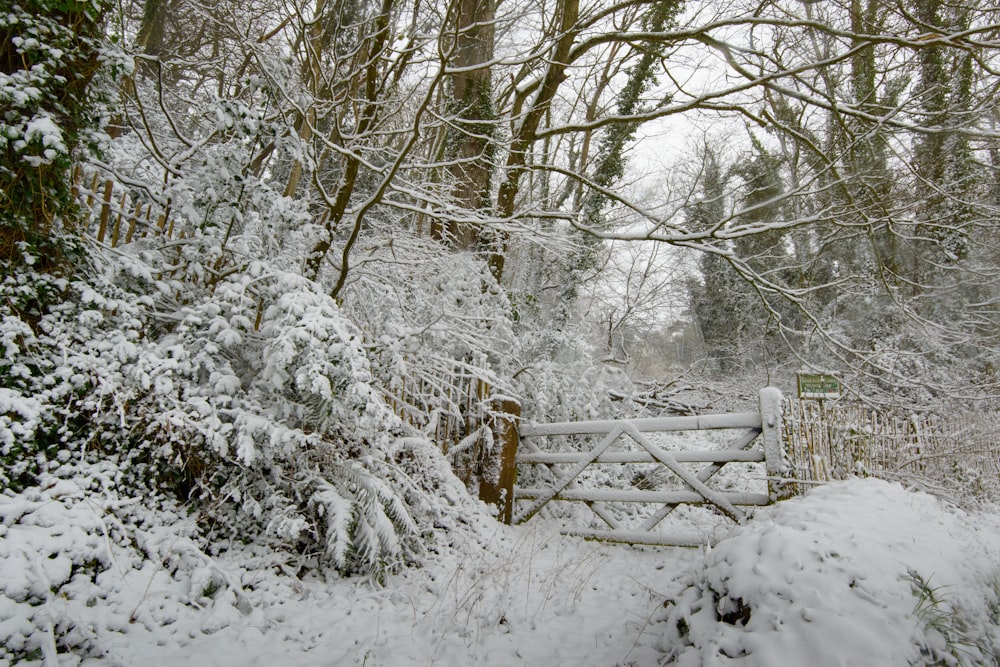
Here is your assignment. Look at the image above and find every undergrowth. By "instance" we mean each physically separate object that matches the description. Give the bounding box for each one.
[908,568,991,666]
[0,250,446,579]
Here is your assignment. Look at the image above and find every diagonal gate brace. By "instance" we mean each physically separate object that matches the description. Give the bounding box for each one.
[623,424,746,524]
[514,425,625,524]
[639,427,761,531]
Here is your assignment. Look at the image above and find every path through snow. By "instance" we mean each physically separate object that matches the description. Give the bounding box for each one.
[132,521,691,667]
[4,478,1000,666]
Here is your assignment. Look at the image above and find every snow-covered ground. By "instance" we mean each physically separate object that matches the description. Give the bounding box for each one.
[3,476,1000,666]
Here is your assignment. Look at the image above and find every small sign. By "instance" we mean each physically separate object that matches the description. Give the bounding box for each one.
[797,373,841,400]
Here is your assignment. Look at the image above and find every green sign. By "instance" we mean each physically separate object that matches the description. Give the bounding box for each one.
[797,373,841,399]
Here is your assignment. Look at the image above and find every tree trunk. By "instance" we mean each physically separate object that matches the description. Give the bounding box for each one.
[490,0,580,283]
[434,0,496,249]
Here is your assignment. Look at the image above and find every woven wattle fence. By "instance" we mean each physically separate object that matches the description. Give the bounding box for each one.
[782,399,1000,501]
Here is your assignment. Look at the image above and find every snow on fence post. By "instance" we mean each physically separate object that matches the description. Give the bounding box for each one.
[760,387,791,501]
[110,190,127,247]
[478,398,521,524]
[96,179,114,243]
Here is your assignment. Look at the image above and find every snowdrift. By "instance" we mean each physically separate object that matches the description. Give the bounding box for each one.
[657,478,1000,666]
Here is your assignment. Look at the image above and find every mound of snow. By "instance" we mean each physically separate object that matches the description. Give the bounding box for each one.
[656,478,1000,666]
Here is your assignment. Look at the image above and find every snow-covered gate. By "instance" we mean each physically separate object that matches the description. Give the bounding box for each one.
[510,388,788,546]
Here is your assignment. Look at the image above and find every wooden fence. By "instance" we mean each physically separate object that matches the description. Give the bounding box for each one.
[382,358,520,520]
[782,400,1000,501]
[73,168,258,296]
[73,168,176,247]
[384,360,491,455]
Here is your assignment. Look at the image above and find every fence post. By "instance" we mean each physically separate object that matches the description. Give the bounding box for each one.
[124,202,141,244]
[110,191,127,247]
[478,398,521,524]
[760,387,792,501]
[96,180,114,243]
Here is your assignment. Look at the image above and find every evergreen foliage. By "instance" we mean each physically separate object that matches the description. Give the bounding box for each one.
[0,0,108,267]
[0,253,433,576]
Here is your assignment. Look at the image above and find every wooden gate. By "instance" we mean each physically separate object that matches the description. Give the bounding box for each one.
[512,387,787,546]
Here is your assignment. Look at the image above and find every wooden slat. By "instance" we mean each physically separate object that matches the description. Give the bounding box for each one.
[519,412,762,437]
[562,528,717,548]
[584,501,624,531]
[96,180,114,243]
[514,488,770,505]
[125,202,142,243]
[110,190,127,247]
[86,172,99,208]
[517,450,764,464]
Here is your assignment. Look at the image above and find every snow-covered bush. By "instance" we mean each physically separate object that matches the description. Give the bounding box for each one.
[0,246,460,579]
[0,264,145,491]
[130,267,425,576]
[0,462,259,665]
[656,479,1000,666]
[0,241,490,660]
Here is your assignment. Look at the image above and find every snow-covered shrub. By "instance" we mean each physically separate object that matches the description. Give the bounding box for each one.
[0,463,257,665]
[0,264,146,491]
[93,67,313,287]
[1,245,457,577]
[124,267,429,576]
[656,479,1000,666]
[0,242,488,658]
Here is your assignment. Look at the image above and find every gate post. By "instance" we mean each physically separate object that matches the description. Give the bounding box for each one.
[760,387,792,501]
[478,398,521,524]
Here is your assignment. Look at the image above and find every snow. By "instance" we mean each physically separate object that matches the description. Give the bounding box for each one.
[24,116,65,151]
[3,474,1000,666]
[0,389,41,448]
[19,115,67,163]
[657,479,1000,666]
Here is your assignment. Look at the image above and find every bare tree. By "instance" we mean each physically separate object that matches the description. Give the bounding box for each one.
[100,0,1000,406]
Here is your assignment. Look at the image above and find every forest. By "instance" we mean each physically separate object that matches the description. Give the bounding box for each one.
[3,0,1000,663]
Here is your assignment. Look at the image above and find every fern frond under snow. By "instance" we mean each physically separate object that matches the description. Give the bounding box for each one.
[308,464,416,575]
[310,479,352,571]
[350,500,399,575]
